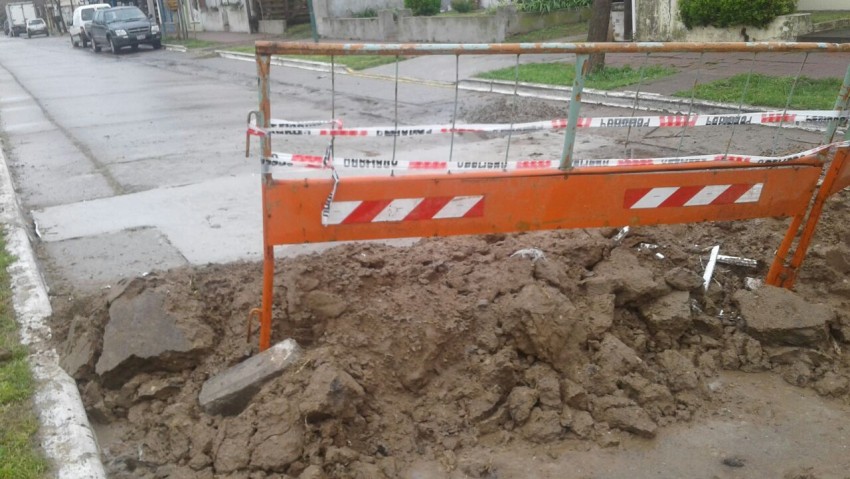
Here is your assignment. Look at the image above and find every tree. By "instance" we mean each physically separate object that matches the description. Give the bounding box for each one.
[586,0,612,74]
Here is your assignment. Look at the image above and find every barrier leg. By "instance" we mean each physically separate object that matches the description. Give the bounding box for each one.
[257,51,274,351]
[767,149,850,289]
[259,243,274,351]
[765,213,805,287]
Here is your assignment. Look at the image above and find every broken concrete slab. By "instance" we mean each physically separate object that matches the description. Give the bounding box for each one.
[734,286,835,347]
[95,288,214,387]
[199,339,302,416]
[60,315,99,379]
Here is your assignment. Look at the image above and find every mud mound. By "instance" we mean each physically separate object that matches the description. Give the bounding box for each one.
[461,96,566,124]
[52,191,850,478]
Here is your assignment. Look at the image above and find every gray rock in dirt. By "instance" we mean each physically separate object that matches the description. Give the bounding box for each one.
[656,350,700,393]
[524,364,561,409]
[824,246,850,274]
[596,334,642,376]
[591,249,670,305]
[199,339,301,416]
[96,289,214,387]
[560,378,589,410]
[595,402,657,438]
[507,386,539,424]
[639,290,693,337]
[664,267,704,292]
[60,315,99,379]
[300,363,365,422]
[302,290,347,319]
[734,286,835,347]
[813,372,850,397]
[250,422,304,471]
[584,294,616,340]
[561,406,594,438]
[520,407,563,442]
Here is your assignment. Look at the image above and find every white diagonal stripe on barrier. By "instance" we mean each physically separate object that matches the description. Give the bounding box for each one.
[434,196,483,219]
[373,198,424,222]
[326,201,361,225]
[630,187,679,209]
[736,183,764,203]
[684,185,731,206]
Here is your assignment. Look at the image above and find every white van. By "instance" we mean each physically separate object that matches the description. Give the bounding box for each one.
[69,3,110,48]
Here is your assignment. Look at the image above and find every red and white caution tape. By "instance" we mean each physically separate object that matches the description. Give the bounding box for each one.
[260,110,849,137]
[264,140,850,172]
[251,118,343,137]
[264,153,555,171]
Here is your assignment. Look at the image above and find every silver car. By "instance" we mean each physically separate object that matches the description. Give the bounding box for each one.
[26,18,48,38]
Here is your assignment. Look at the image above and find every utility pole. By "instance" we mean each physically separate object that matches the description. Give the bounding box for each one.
[586,0,612,74]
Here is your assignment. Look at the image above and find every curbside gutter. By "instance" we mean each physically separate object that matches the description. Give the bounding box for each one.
[0,146,106,478]
[163,43,188,53]
[215,50,351,74]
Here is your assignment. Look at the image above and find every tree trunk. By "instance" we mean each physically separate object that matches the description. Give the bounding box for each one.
[586,0,612,74]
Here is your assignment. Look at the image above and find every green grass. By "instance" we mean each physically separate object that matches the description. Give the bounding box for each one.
[804,10,850,24]
[162,37,220,49]
[0,234,49,479]
[505,22,589,43]
[476,62,677,90]
[674,74,844,110]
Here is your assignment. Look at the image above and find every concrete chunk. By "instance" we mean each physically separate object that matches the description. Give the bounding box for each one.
[735,286,835,347]
[199,339,302,416]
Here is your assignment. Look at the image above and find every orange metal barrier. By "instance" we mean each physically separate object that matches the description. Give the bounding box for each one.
[252,41,850,351]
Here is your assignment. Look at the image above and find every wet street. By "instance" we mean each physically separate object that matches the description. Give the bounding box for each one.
[0,34,462,292]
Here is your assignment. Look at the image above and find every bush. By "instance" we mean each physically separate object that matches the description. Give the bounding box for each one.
[679,0,797,29]
[451,0,475,14]
[516,0,591,14]
[404,0,441,16]
[352,8,378,18]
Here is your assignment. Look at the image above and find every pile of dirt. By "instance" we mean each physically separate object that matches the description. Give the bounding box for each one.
[51,191,850,479]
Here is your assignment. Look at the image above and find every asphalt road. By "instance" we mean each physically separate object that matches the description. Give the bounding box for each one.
[0,34,468,292]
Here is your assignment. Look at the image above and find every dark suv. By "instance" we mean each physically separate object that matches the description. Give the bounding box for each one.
[89,6,161,53]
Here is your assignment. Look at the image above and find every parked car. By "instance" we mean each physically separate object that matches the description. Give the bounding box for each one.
[70,3,110,48]
[25,18,47,37]
[89,6,161,54]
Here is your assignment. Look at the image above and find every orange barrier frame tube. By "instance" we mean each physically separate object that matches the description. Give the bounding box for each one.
[767,148,850,288]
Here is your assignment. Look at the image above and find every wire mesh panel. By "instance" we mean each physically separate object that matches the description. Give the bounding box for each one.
[249,41,850,350]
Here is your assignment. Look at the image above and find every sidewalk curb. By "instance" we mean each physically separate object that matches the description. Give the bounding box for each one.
[163,43,187,53]
[458,78,770,114]
[0,146,106,478]
[215,50,351,74]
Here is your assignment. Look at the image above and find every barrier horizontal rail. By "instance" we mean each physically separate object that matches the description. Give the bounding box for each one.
[254,41,850,56]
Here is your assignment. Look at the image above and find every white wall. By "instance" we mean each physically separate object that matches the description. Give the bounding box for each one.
[198,5,250,32]
[798,0,848,11]
[326,0,403,17]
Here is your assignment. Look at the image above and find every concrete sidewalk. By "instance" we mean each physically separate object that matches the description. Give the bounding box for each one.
[187,31,850,100]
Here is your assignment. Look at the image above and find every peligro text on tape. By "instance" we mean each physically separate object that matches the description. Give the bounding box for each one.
[264,140,850,172]
[261,110,850,137]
